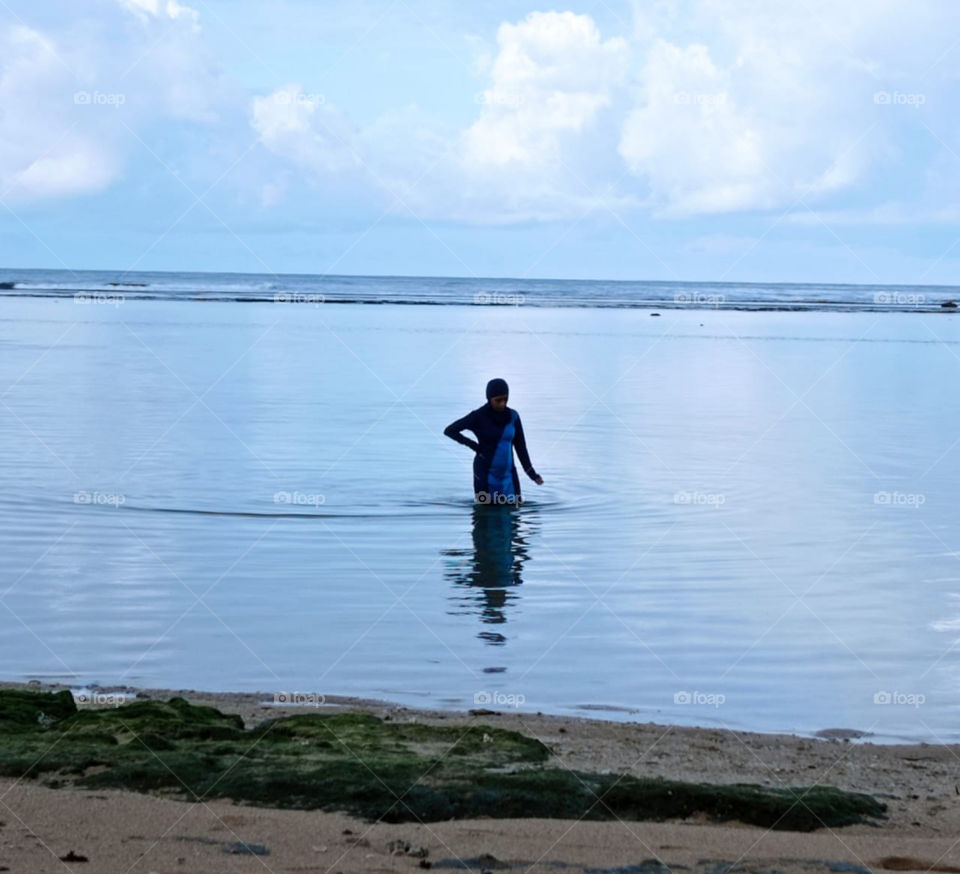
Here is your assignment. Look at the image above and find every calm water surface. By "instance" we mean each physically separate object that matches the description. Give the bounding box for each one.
[2,296,959,742]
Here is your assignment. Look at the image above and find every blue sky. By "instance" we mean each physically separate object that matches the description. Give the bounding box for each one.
[2,0,960,284]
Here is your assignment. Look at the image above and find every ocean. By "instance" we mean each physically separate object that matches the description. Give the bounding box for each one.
[1,267,958,311]
[2,267,959,741]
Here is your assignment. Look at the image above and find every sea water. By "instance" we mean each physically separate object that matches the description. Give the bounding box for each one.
[2,271,959,741]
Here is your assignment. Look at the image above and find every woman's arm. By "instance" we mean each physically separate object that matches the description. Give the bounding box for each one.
[444,410,481,453]
[513,415,543,483]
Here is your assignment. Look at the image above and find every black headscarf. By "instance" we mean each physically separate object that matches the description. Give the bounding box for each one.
[485,378,510,425]
[486,378,508,400]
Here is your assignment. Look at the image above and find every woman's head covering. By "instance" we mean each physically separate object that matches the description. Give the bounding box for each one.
[485,377,509,400]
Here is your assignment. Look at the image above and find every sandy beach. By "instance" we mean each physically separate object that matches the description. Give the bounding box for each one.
[1,682,959,874]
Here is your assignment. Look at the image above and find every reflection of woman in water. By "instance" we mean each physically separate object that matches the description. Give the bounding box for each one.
[443,378,544,504]
[442,503,537,644]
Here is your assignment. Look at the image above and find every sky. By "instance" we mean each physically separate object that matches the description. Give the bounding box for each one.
[1,0,960,284]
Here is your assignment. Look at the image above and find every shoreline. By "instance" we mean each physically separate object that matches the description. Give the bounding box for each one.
[1,680,959,873]
[0,679,935,745]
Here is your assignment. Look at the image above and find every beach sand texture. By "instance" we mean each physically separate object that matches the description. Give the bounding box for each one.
[1,683,958,874]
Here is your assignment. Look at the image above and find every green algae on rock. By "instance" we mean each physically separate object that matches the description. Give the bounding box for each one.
[62,696,246,741]
[0,690,886,831]
[0,688,77,731]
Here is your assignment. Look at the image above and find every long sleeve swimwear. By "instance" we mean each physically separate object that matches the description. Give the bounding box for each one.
[444,405,539,504]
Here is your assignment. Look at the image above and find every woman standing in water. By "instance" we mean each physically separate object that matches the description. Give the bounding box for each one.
[444,378,544,504]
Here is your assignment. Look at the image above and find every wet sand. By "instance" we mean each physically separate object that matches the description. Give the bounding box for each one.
[1,681,959,873]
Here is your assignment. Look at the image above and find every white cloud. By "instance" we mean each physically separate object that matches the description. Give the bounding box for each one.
[116,0,199,23]
[244,11,637,223]
[619,10,870,215]
[620,39,770,215]
[0,25,115,199]
[619,0,960,216]
[6,0,960,233]
[374,3,960,223]
[447,10,635,220]
[406,11,637,222]
[462,11,629,167]
[0,0,228,201]
[15,146,116,198]
[251,86,362,175]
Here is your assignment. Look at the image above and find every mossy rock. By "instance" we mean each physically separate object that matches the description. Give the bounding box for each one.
[0,689,886,831]
[256,713,550,769]
[0,689,77,732]
[59,697,246,742]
